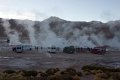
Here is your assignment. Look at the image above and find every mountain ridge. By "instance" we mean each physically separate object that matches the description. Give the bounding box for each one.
[0,17,120,49]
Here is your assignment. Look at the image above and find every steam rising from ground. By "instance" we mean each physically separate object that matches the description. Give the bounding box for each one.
[2,19,21,45]
[0,17,120,49]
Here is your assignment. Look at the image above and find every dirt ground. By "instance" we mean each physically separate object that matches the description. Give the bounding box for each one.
[0,51,120,71]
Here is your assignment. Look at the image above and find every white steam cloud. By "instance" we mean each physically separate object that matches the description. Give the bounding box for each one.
[0,17,120,50]
[2,19,21,45]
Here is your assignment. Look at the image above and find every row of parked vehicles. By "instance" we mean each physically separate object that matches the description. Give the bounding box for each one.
[12,45,61,53]
[1,37,106,54]
[12,45,106,55]
[63,46,106,55]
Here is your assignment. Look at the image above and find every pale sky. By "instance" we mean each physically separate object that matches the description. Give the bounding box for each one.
[0,0,120,22]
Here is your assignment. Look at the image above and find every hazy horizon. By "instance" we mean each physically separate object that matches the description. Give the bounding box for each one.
[0,0,120,22]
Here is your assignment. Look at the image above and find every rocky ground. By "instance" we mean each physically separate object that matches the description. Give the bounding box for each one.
[0,51,119,71]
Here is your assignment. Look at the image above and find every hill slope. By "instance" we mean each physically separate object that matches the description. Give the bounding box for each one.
[0,17,120,48]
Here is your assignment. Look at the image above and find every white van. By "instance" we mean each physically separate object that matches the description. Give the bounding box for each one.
[12,45,32,53]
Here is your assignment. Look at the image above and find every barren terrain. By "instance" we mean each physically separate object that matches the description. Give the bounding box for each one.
[0,51,120,71]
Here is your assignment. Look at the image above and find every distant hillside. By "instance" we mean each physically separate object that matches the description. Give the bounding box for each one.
[0,17,120,49]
